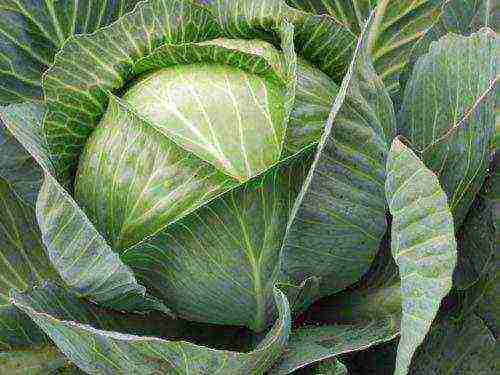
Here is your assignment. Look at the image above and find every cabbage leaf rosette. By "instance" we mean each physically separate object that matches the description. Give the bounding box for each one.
[0,0,496,374]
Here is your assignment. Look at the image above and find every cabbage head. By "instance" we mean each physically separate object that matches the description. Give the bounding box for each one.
[0,1,496,374]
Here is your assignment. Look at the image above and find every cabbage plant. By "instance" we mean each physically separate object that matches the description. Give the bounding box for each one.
[0,0,496,374]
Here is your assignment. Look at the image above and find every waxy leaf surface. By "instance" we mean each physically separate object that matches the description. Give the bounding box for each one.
[386,138,457,375]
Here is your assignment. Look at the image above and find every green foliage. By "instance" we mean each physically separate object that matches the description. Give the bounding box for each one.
[0,0,496,374]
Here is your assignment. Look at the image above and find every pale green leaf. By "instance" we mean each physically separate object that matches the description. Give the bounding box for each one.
[0,0,142,103]
[37,172,169,315]
[409,314,496,374]
[398,29,497,226]
[11,285,292,374]
[386,137,457,375]
[282,10,396,297]
[121,152,312,332]
[42,0,223,183]
[127,39,290,181]
[74,95,239,251]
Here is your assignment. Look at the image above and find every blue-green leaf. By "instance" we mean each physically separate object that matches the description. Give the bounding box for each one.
[409,313,496,374]
[0,102,54,175]
[285,0,446,94]
[453,179,495,290]
[400,0,497,96]
[270,315,398,374]
[281,10,395,297]
[386,137,457,375]
[11,284,291,374]
[272,233,402,374]
[37,172,169,315]
[0,177,59,349]
[0,0,143,103]
[0,119,41,207]
[398,29,497,226]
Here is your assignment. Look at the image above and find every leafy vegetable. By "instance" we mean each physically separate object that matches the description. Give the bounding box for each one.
[0,0,496,373]
[386,137,456,375]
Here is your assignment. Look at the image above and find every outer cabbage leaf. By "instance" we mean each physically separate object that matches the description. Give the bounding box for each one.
[0,102,52,208]
[386,138,457,375]
[0,0,142,103]
[11,283,292,374]
[37,172,169,315]
[0,119,41,207]
[271,238,401,374]
[398,29,496,226]
[400,0,497,95]
[270,315,399,374]
[201,1,358,83]
[0,176,60,349]
[0,102,55,174]
[2,99,165,316]
[0,345,82,374]
[281,9,395,298]
[409,313,496,374]
[285,0,446,94]
[453,177,495,290]
[273,220,401,374]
